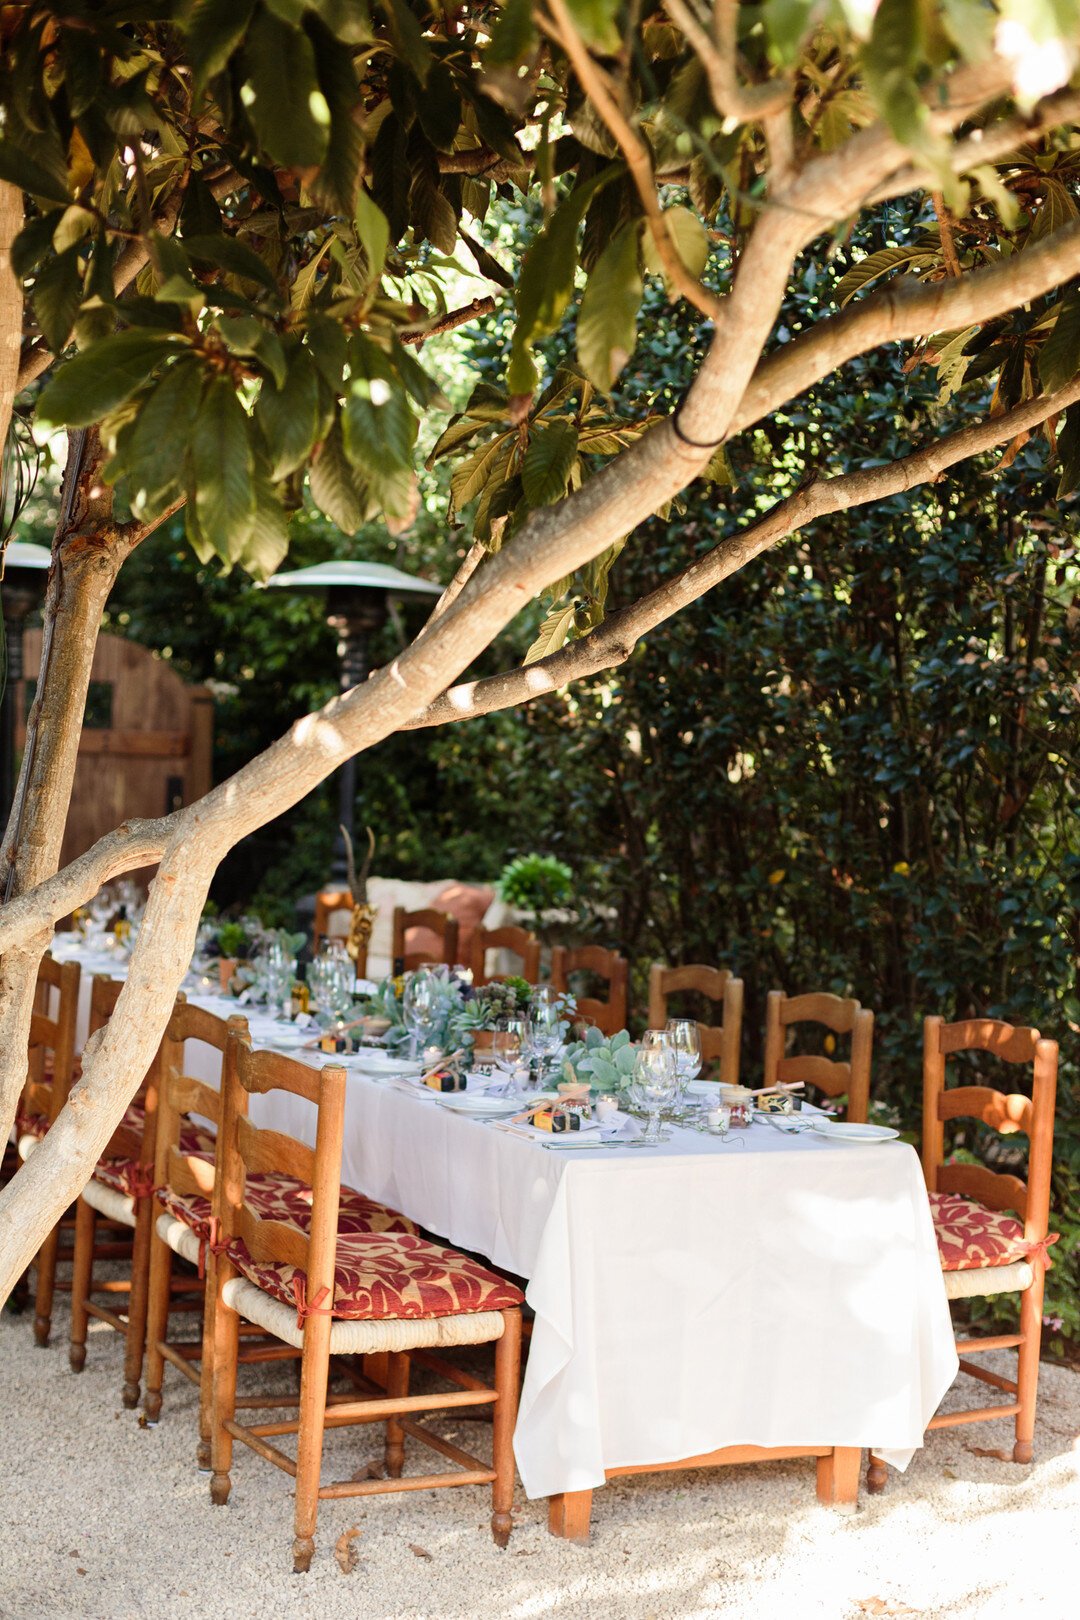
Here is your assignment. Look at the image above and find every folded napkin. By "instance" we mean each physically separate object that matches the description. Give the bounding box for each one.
[597,1110,642,1142]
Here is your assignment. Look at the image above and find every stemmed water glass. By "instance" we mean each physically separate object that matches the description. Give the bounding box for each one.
[491,1017,527,1095]
[525,987,562,1089]
[666,1018,702,1116]
[628,1030,678,1146]
[263,937,297,1019]
[402,967,439,1059]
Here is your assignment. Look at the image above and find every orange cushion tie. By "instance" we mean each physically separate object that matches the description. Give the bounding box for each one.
[1021,1232,1060,1272]
[291,1276,333,1331]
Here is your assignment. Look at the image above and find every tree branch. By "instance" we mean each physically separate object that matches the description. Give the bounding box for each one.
[0,182,22,458]
[410,376,1080,730]
[664,0,791,123]
[731,219,1080,436]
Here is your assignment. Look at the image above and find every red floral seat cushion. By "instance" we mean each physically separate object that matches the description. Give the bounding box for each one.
[15,1110,48,1142]
[227,1227,524,1322]
[929,1189,1055,1271]
[160,1173,418,1244]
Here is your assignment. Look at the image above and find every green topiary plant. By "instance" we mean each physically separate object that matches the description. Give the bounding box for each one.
[497,854,574,914]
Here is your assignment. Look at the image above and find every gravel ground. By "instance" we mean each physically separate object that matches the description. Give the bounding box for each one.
[1,1290,1077,1620]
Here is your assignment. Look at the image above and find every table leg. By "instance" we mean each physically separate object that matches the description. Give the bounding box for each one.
[548,1490,593,1541]
[816,1447,861,1514]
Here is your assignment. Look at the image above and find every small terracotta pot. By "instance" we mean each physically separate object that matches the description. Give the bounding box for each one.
[218,958,238,992]
[471,1030,496,1060]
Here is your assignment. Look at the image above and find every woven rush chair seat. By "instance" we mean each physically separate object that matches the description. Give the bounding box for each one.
[226,1226,524,1324]
[159,1170,419,1249]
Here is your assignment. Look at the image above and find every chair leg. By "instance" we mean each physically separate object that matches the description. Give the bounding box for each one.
[383,1352,410,1479]
[292,1313,333,1573]
[866,1454,888,1494]
[210,1283,241,1508]
[121,1196,154,1407]
[68,1199,96,1372]
[1013,1279,1045,1465]
[142,1222,173,1424]
[196,1255,218,1470]
[33,1223,60,1347]
[491,1309,522,1548]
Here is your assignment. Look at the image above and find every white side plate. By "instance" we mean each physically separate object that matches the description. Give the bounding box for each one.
[810,1120,899,1144]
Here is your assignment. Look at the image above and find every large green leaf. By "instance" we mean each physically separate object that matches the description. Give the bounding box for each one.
[32,246,83,355]
[641,207,709,289]
[182,232,281,297]
[508,166,618,396]
[255,345,322,478]
[0,140,71,204]
[564,0,621,53]
[1041,289,1080,393]
[308,14,365,212]
[355,187,390,285]
[487,0,536,65]
[342,338,418,514]
[309,417,367,532]
[577,221,642,392]
[185,0,256,93]
[522,419,580,505]
[524,601,578,667]
[191,377,256,560]
[37,330,181,427]
[123,357,205,519]
[237,474,291,581]
[312,0,373,44]
[242,9,330,171]
[1033,178,1079,243]
[834,242,939,306]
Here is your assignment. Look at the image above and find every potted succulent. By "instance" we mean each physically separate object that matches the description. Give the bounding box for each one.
[561,1026,638,1093]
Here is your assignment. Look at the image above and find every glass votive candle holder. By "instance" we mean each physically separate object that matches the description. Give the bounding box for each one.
[706,1105,731,1136]
[719,1085,753,1127]
[595,1094,618,1124]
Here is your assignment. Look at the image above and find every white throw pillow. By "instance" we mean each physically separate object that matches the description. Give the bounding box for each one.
[363,876,450,979]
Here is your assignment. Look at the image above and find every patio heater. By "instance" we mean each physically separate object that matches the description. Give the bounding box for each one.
[0,540,51,826]
[266,559,442,884]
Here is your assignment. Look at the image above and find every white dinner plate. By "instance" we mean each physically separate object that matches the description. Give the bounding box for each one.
[684,1080,720,1099]
[438,1094,523,1116]
[351,1052,424,1077]
[810,1120,899,1144]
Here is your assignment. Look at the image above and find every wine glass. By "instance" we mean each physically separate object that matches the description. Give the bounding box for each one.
[525,988,562,1087]
[491,1017,526,1095]
[628,1031,678,1146]
[263,937,297,1018]
[666,1018,702,1114]
[402,967,439,1059]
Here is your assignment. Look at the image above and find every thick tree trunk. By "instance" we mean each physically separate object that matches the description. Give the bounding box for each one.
[0,431,139,1143]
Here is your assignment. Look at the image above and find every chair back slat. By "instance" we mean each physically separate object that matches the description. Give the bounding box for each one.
[217,1033,346,1302]
[551,946,628,1037]
[922,1016,1058,1241]
[392,906,460,971]
[938,1019,1039,1063]
[22,955,81,1125]
[764,990,872,1120]
[236,1206,311,1271]
[237,1113,317,1185]
[470,925,540,987]
[647,962,743,1084]
[936,1162,1030,1219]
[89,973,167,1162]
[154,1004,246,1199]
[937,1084,1033,1136]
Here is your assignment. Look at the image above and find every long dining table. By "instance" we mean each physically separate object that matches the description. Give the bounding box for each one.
[54,942,959,1539]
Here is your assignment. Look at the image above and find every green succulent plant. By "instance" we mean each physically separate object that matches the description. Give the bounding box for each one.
[562,1026,637,1093]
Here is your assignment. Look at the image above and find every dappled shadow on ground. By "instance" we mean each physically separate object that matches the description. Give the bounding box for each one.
[0,1295,1077,1620]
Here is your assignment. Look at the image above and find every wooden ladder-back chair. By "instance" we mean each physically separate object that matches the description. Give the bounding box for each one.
[647,964,744,1086]
[209,1033,524,1572]
[144,1003,415,1465]
[763,990,873,1123]
[312,889,367,977]
[391,906,459,972]
[551,946,629,1036]
[867,1016,1058,1491]
[15,953,81,1346]
[470,923,540,988]
[67,976,182,1405]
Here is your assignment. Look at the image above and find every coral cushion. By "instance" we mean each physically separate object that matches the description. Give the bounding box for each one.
[160,1173,418,1243]
[422,883,494,967]
[227,1227,524,1322]
[929,1189,1043,1271]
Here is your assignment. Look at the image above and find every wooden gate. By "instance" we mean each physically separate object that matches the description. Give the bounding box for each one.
[17,630,214,873]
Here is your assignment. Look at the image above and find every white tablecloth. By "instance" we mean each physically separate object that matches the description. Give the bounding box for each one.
[53,947,959,1500]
